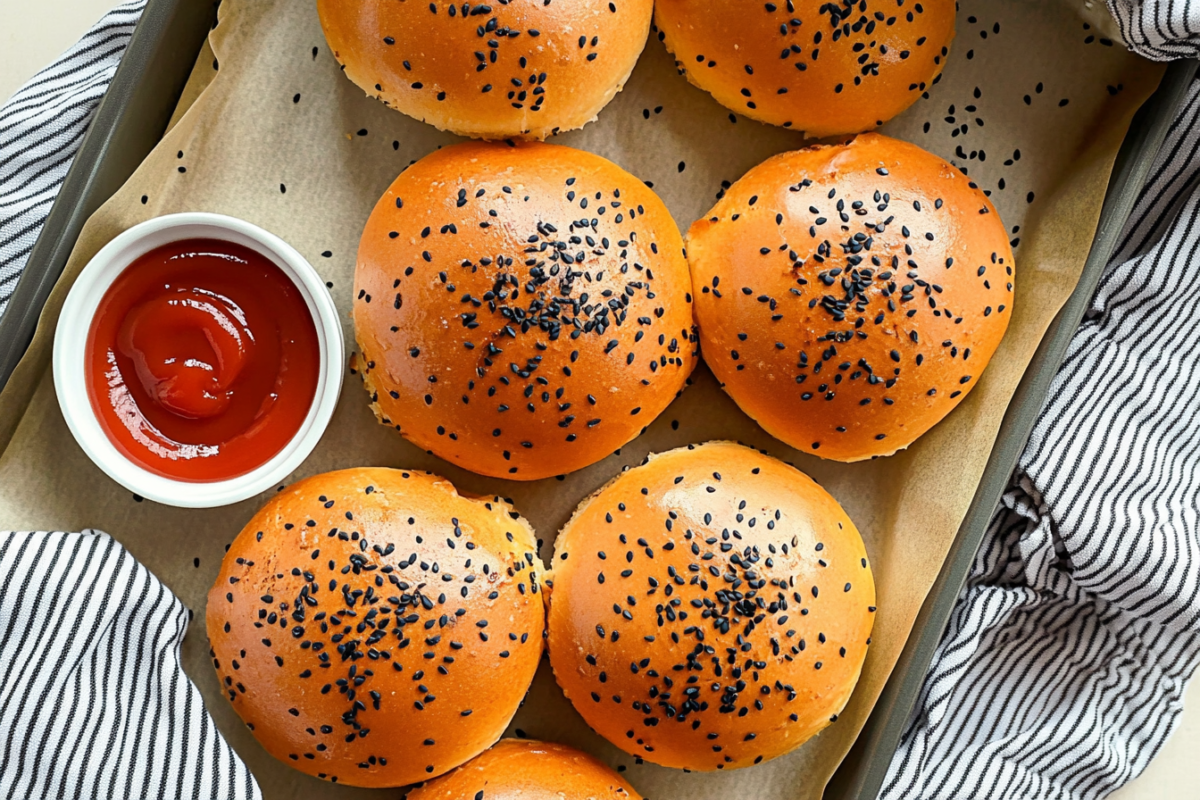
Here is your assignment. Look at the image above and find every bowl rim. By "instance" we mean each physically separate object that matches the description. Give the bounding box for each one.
[52,211,344,509]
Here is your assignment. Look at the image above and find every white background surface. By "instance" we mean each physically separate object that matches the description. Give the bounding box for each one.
[0,1,1196,798]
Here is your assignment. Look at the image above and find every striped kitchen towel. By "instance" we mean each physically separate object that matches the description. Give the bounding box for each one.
[0,530,258,799]
[880,4,1200,799]
[1111,0,1200,60]
[0,0,145,323]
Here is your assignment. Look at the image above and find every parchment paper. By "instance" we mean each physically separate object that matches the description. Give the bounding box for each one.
[0,1,1163,798]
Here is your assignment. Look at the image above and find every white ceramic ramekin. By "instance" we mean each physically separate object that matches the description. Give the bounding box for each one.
[53,212,344,508]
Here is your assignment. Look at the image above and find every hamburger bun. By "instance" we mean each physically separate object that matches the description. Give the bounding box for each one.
[687,133,1014,462]
[206,468,545,787]
[654,0,956,137]
[545,441,875,770]
[317,0,653,140]
[353,141,697,481]
[407,739,642,799]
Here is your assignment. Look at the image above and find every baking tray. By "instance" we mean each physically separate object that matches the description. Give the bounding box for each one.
[0,0,1194,797]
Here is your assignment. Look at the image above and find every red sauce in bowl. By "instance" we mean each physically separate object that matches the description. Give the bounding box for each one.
[86,239,320,482]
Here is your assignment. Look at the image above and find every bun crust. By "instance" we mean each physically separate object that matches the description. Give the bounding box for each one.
[655,0,955,136]
[206,468,545,787]
[545,442,876,771]
[687,133,1014,462]
[407,739,643,799]
[317,0,653,140]
[354,141,697,481]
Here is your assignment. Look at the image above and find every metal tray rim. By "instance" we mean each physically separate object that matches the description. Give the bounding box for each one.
[0,0,215,396]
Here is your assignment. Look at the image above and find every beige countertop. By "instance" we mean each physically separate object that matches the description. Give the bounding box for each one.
[1,2,1196,798]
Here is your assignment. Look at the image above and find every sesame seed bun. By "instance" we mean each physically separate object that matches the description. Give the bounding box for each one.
[353,141,697,481]
[206,468,545,788]
[407,739,643,799]
[687,133,1014,462]
[317,0,653,140]
[654,0,955,137]
[545,441,875,771]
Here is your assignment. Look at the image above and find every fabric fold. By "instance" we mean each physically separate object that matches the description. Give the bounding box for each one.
[0,530,259,799]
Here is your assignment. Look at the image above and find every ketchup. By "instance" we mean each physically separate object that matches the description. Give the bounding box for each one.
[86,239,320,482]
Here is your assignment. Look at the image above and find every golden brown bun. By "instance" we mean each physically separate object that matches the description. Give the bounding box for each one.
[353,141,697,481]
[687,133,1014,462]
[545,442,875,771]
[407,739,643,799]
[317,0,652,140]
[655,0,955,137]
[206,468,545,787]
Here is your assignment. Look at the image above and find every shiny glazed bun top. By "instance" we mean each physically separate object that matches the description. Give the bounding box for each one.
[688,134,1014,462]
[354,141,697,481]
[206,468,545,788]
[407,739,643,799]
[317,0,653,140]
[546,442,876,771]
[655,0,956,136]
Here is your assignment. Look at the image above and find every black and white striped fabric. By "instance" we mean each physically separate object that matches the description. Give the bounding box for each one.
[0,0,145,321]
[0,531,259,799]
[881,6,1200,799]
[1110,0,1200,61]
